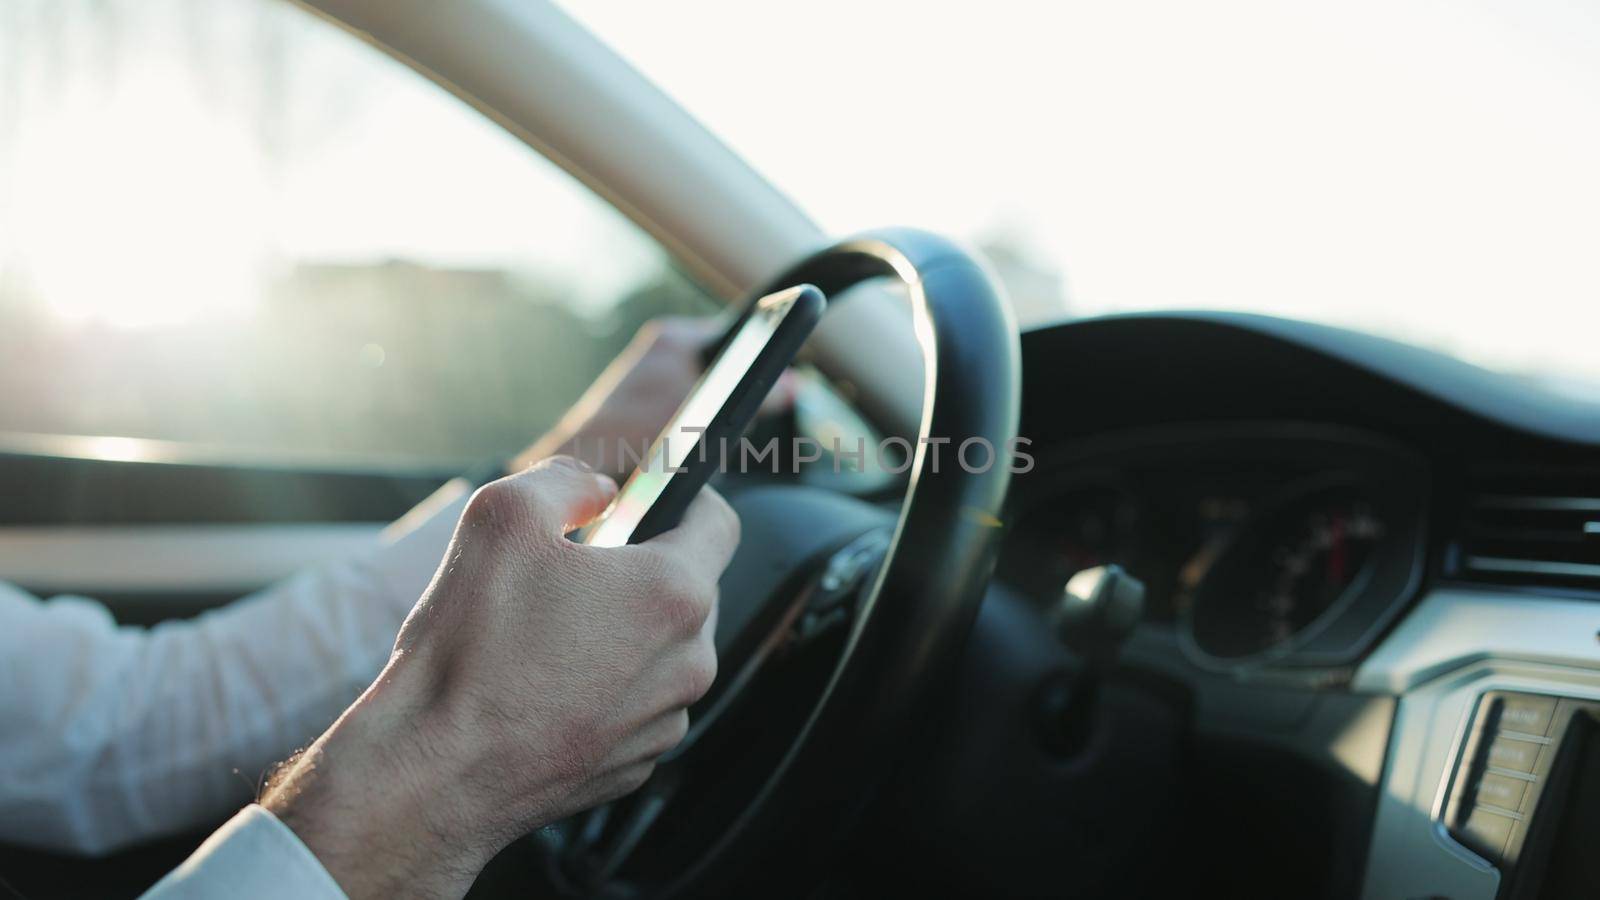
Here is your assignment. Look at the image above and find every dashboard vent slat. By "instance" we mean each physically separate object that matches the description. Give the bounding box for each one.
[1454,469,1600,593]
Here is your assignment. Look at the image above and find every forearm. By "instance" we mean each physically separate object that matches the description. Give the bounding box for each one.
[0,481,469,854]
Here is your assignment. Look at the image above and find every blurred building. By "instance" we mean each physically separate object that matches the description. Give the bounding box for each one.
[0,258,708,466]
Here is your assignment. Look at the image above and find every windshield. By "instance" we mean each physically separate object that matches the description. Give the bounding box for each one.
[566,0,1600,396]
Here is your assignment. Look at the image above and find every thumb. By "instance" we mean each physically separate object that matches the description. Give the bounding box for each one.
[509,456,618,534]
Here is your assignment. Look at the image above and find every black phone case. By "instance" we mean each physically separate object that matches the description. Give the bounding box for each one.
[627,284,825,543]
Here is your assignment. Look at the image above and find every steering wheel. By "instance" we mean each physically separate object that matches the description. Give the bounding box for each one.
[478,228,1019,899]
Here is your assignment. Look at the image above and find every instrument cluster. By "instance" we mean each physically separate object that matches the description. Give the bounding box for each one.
[999,426,1429,672]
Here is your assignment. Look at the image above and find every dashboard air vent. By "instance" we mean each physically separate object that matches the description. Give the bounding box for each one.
[1455,467,1600,592]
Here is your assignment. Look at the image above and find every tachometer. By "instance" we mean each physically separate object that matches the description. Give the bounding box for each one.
[1184,481,1388,663]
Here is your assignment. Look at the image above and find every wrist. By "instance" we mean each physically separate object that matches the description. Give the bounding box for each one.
[262,681,497,899]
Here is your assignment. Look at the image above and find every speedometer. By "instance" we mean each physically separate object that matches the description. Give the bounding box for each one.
[1184,481,1389,663]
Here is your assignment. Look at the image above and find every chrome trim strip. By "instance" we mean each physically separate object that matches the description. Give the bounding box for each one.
[1483,766,1537,783]
[1463,556,1600,579]
[1473,495,1600,512]
[1473,803,1523,821]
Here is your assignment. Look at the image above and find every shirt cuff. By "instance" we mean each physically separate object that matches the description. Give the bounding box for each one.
[141,805,346,900]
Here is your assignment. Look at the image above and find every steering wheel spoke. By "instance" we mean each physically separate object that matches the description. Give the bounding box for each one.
[790,528,891,647]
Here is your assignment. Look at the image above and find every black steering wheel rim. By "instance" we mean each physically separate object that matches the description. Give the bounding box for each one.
[662,227,1022,896]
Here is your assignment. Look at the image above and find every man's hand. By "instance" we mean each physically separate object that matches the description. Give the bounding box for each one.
[262,457,739,899]
[516,318,716,478]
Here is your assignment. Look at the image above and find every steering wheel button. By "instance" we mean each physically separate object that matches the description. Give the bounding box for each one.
[1498,694,1558,736]
[1459,808,1516,862]
[1474,772,1530,811]
[1486,736,1543,774]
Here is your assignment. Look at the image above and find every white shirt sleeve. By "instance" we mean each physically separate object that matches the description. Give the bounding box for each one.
[0,479,470,855]
[140,805,346,900]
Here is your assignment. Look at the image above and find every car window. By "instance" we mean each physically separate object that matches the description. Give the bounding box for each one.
[565,0,1600,399]
[0,0,715,468]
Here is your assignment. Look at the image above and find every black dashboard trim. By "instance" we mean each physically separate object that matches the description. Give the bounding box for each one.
[1025,311,1600,447]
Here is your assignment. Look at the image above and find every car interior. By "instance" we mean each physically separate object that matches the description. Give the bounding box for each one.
[2,1,1598,899]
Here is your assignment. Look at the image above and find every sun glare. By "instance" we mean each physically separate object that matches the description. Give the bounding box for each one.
[9,64,267,329]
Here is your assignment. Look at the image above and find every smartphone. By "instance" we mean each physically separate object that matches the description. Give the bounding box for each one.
[580,284,827,547]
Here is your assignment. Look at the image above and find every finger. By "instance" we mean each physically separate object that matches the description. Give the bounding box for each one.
[617,709,692,763]
[630,635,716,715]
[508,456,618,534]
[641,487,741,577]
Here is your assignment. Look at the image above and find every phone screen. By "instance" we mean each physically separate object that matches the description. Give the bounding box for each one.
[581,287,815,547]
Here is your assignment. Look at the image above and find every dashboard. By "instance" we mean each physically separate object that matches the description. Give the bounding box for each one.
[1000,425,1427,676]
[898,311,1600,900]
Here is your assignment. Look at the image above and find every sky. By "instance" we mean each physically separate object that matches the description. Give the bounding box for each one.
[2,0,1597,390]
